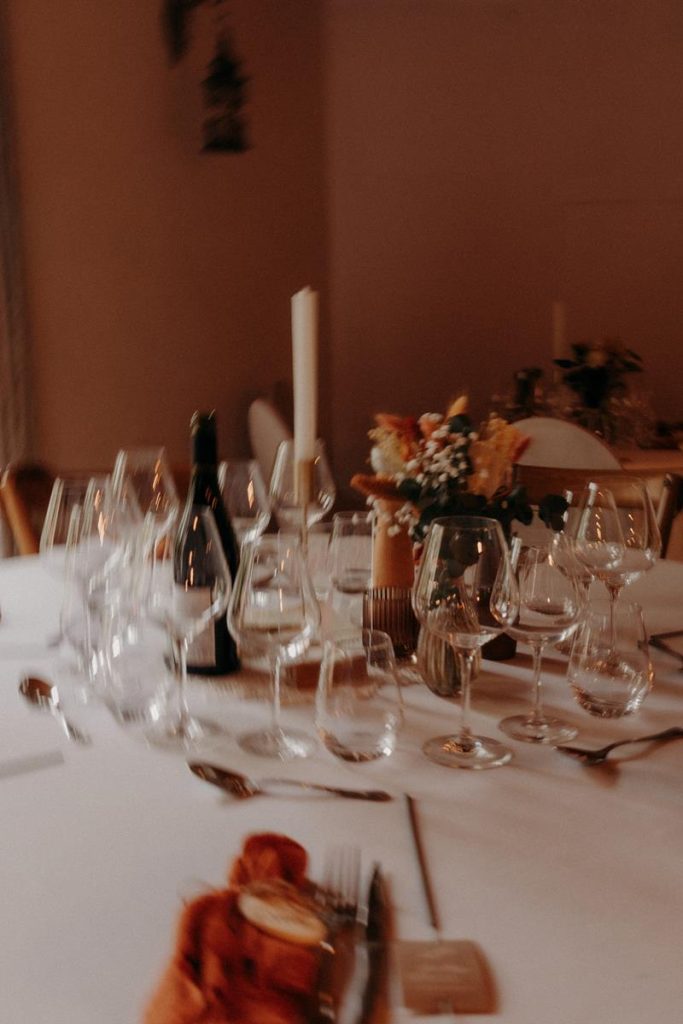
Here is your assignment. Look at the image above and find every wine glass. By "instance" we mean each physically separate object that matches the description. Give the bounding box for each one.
[569,477,661,645]
[113,446,179,549]
[146,506,231,747]
[497,544,584,744]
[228,534,321,759]
[217,459,270,545]
[71,478,143,684]
[269,439,335,533]
[412,516,518,769]
[40,476,108,648]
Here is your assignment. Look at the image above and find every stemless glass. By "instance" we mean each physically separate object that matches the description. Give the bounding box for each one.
[570,478,661,645]
[269,439,336,532]
[217,459,270,545]
[567,600,653,717]
[316,629,403,761]
[146,506,231,747]
[413,516,518,769]
[497,544,584,744]
[228,534,320,759]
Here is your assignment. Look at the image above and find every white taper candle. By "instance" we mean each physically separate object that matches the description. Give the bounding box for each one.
[291,287,318,464]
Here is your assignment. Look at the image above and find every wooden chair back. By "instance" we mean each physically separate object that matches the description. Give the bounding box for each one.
[0,462,56,556]
[514,464,683,558]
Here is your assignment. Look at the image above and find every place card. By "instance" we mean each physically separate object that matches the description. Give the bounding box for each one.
[396,939,496,1014]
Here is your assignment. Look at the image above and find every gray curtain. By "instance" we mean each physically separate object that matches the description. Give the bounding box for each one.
[0,0,30,467]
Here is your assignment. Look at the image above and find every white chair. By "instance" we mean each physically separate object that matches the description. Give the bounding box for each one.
[514,417,621,469]
[247,398,292,482]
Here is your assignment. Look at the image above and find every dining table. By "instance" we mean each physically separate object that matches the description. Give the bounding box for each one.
[1,552,682,1023]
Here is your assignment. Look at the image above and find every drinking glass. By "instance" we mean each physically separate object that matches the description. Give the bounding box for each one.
[217,459,270,545]
[316,629,403,761]
[497,544,584,744]
[40,476,107,648]
[68,478,143,678]
[112,447,179,547]
[412,516,518,769]
[329,510,374,594]
[269,439,336,533]
[228,534,320,759]
[569,478,661,646]
[567,601,653,717]
[146,506,231,747]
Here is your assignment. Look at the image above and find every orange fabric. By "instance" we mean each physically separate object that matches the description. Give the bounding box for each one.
[143,834,318,1024]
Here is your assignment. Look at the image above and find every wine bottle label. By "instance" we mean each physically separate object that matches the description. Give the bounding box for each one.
[174,586,216,668]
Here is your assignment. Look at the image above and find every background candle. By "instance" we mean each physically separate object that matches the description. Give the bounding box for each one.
[291,286,318,464]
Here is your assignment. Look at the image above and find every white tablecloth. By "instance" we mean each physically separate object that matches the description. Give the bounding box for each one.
[0,555,682,1023]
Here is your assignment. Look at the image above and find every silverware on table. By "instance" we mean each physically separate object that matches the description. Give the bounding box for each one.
[405,793,440,935]
[317,846,361,1022]
[19,676,91,745]
[554,726,683,765]
[0,749,65,780]
[650,631,683,669]
[188,762,393,801]
[355,864,390,1024]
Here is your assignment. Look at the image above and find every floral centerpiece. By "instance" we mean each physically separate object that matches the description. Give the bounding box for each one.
[351,396,564,546]
[554,338,643,410]
[351,397,566,674]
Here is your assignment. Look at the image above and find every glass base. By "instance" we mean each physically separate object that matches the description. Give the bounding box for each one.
[499,714,578,745]
[422,733,512,770]
[145,713,219,750]
[238,727,316,760]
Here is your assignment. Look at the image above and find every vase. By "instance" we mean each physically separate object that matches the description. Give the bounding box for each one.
[371,498,415,588]
[416,626,480,699]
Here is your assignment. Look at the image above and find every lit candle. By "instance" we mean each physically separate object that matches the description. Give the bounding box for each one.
[552,300,567,362]
[291,286,318,464]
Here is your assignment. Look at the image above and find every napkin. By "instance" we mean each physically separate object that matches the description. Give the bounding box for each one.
[144,834,321,1024]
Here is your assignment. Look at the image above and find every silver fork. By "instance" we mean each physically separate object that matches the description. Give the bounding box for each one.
[317,846,361,1022]
[554,726,683,765]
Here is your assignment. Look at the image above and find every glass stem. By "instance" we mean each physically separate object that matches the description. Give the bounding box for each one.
[174,637,191,734]
[606,583,622,650]
[454,648,476,752]
[529,644,546,726]
[270,653,284,737]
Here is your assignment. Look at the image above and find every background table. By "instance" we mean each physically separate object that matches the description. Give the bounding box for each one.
[0,555,682,1023]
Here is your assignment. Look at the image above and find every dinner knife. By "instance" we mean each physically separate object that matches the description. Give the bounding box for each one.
[354,864,389,1024]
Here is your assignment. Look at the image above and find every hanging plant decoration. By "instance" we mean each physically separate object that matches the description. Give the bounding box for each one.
[161,0,249,153]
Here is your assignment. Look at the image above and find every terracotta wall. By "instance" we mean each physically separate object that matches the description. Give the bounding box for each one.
[326,0,683,495]
[7,0,683,494]
[7,0,326,469]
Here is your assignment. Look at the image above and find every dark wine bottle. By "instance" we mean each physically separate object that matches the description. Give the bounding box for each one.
[179,410,240,675]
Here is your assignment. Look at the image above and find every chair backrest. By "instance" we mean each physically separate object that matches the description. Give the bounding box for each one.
[247,398,292,482]
[514,417,621,469]
[0,462,56,556]
[515,464,683,558]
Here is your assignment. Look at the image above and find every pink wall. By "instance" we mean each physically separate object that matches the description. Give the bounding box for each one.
[6,1,683,494]
[326,0,683,496]
[7,0,326,469]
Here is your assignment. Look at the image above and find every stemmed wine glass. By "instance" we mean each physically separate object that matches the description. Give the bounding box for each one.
[217,459,270,545]
[112,447,180,547]
[269,439,335,535]
[40,476,108,648]
[146,505,231,747]
[412,516,518,769]
[569,478,661,645]
[497,544,585,744]
[228,534,321,759]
